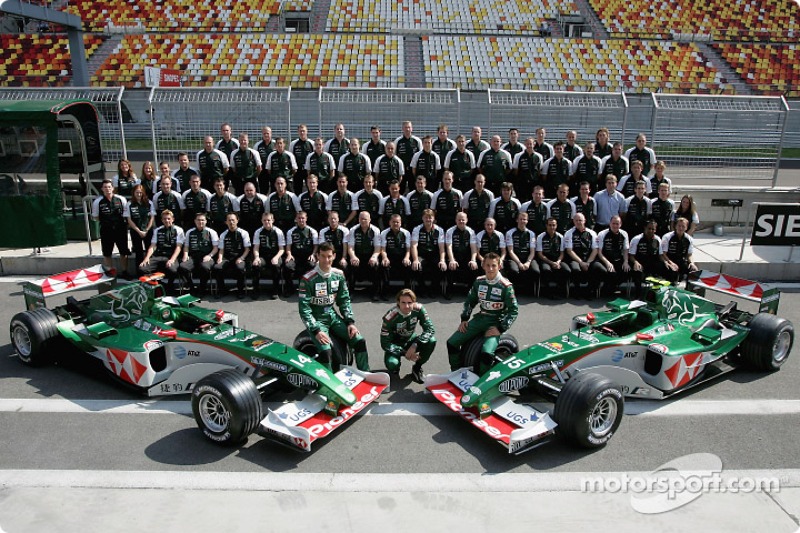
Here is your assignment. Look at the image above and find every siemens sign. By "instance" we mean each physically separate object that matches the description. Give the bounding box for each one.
[751,204,800,246]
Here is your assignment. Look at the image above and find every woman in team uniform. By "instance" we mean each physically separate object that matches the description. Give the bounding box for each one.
[112,159,139,198]
[125,184,154,271]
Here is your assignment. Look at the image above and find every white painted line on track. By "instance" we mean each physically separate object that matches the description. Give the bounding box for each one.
[1,398,800,417]
[0,469,798,491]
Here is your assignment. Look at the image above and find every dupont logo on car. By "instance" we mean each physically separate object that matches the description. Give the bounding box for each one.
[287,373,319,389]
[498,376,529,393]
[650,344,669,355]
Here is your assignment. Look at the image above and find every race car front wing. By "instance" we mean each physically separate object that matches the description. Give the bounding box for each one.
[257,367,390,452]
[426,369,557,455]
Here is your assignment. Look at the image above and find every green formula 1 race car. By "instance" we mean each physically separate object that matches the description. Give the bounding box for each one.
[426,271,794,454]
[10,265,389,450]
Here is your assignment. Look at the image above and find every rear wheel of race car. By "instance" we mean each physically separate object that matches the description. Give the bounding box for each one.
[192,369,263,446]
[463,333,518,374]
[553,372,624,449]
[740,313,794,372]
[10,309,60,366]
[292,330,351,371]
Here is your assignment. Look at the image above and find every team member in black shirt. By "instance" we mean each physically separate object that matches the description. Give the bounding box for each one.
[214,212,251,299]
[92,179,130,275]
[592,215,630,296]
[179,212,218,296]
[251,212,285,299]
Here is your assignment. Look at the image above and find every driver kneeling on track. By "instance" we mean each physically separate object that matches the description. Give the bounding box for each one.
[446,252,518,373]
[380,288,436,383]
[298,242,370,371]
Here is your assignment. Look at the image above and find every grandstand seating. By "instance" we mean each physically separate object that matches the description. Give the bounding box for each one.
[282,0,315,11]
[586,0,800,41]
[65,0,280,32]
[716,43,800,97]
[93,34,404,88]
[423,36,733,93]
[325,0,578,34]
[0,33,104,86]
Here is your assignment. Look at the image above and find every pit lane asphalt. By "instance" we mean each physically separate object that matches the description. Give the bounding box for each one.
[0,282,798,531]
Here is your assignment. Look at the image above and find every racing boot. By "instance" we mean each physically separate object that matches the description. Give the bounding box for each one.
[411,363,425,384]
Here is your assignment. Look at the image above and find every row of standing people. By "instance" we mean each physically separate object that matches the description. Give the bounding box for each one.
[115,121,662,202]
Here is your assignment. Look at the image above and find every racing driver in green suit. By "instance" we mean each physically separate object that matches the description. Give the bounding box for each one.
[380,288,436,383]
[298,242,370,371]
[446,252,518,372]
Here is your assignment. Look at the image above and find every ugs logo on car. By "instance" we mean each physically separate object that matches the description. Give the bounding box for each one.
[287,373,319,389]
[498,376,529,393]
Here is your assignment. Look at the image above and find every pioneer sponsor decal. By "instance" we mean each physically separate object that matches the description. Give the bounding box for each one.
[528,360,564,374]
[304,385,384,440]
[252,357,288,372]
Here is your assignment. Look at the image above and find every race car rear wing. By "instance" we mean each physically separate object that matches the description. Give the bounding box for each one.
[22,265,116,310]
[687,270,780,314]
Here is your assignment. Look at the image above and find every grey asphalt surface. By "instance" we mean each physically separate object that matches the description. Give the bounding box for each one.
[0,281,799,532]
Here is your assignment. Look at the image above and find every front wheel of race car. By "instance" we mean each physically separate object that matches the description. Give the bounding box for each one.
[553,372,624,449]
[740,313,794,372]
[192,369,263,446]
[462,333,519,375]
[293,330,352,371]
[10,309,60,366]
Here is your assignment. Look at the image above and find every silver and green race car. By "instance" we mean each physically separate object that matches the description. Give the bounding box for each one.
[10,265,389,451]
[426,271,794,455]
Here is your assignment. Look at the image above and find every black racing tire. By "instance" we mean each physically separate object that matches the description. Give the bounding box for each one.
[191,369,263,446]
[462,333,518,374]
[461,336,484,372]
[10,308,60,366]
[553,372,624,449]
[495,333,519,360]
[292,330,351,372]
[740,313,794,372]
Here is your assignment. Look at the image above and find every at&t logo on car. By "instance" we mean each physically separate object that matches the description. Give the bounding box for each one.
[173,346,187,360]
[287,373,319,389]
[498,376,529,393]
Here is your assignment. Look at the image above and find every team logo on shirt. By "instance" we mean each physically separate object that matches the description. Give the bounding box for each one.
[477,285,488,298]
[491,287,502,296]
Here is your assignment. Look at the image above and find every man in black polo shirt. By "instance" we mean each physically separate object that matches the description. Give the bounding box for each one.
[338,137,372,192]
[520,185,548,235]
[265,137,298,193]
[290,125,313,194]
[284,211,319,296]
[197,135,229,191]
[214,212,251,299]
[410,209,447,298]
[236,181,267,239]
[345,211,381,301]
[629,220,665,299]
[536,217,570,299]
[92,179,130,275]
[251,212,285,299]
[298,174,328,231]
[661,217,698,285]
[254,126,275,194]
[326,175,356,227]
[563,212,598,299]
[410,135,441,192]
[504,211,539,295]
[140,209,184,293]
[592,215,630,296]
[394,121,421,187]
[179,212,218,296]
[432,171,463,232]
[444,134,476,192]
[266,176,301,234]
[512,137,544,203]
[305,137,337,195]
